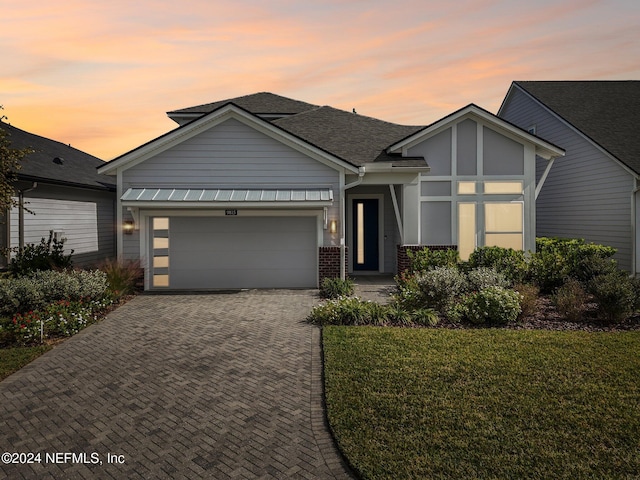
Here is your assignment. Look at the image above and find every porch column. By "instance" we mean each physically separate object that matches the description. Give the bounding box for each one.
[402,182,420,244]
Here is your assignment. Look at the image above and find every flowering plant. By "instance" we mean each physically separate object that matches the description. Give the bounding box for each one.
[6,311,43,345]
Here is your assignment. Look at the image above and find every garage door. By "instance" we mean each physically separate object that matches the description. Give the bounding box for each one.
[162,216,317,289]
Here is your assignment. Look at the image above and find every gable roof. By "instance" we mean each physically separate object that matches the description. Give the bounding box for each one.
[167,92,319,119]
[388,103,565,160]
[508,81,640,175]
[99,102,361,175]
[1,122,115,191]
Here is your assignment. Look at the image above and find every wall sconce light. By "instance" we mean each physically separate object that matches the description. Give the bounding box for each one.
[329,219,338,234]
[123,220,134,235]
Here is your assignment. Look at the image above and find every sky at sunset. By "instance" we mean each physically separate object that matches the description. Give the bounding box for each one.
[2,0,639,160]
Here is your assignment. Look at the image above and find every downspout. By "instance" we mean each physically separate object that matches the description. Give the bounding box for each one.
[340,167,365,279]
[18,182,37,252]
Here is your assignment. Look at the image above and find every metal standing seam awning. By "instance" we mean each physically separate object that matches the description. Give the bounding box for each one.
[120,187,334,206]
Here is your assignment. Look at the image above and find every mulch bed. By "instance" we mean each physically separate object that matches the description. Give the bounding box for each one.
[509,296,640,332]
[436,296,640,332]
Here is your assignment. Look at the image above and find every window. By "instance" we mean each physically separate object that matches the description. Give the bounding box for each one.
[484,203,523,250]
[152,217,170,288]
[458,181,476,194]
[484,181,523,194]
[458,203,476,261]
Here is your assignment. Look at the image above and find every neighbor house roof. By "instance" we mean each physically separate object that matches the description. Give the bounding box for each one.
[511,81,640,175]
[1,122,115,190]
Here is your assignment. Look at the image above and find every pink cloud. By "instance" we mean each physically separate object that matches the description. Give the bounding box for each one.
[2,0,639,159]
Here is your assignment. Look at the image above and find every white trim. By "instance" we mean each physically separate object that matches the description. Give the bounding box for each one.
[388,104,564,160]
[116,169,123,262]
[389,185,404,245]
[535,157,555,200]
[99,104,359,175]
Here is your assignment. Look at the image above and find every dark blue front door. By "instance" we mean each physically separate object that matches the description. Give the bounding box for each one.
[353,199,379,271]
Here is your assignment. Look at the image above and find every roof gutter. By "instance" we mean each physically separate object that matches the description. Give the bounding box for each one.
[340,167,366,279]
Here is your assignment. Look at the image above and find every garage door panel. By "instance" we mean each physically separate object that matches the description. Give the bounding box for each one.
[166,216,317,289]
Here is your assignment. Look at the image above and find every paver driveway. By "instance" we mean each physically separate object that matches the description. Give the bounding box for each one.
[0,290,354,479]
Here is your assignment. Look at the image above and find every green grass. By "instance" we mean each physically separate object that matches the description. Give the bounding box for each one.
[323,327,640,480]
[0,345,52,381]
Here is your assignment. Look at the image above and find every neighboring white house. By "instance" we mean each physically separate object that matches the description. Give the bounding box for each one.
[499,81,640,275]
[1,122,116,268]
[98,93,564,290]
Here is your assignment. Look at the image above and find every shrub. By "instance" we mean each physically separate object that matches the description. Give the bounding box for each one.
[462,287,522,326]
[514,283,539,319]
[632,277,640,312]
[8,233,73,276]
[528,248,567,293]
[413,267,467,312]
[588,272,635,323]
[308,297,385,326]
[0,277,45,315]
[31,269,108,303]
[531,237,618,291]
[466,267,510,292]
[573,255,620,284]
[552,278,587,323]
[99,258,142,297]
[406,247,459,273]
[467,247,528,285]
[0,270,109,316]
[320,277,355,299]
[394,272,423,310]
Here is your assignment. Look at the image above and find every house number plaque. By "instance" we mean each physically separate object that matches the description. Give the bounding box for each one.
[225,209,238,216]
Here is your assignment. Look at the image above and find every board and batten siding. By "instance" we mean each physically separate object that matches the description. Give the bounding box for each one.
[410,118,536,257]
[500,88,635,271]
[9,185,115,267]
[120,117,342,260]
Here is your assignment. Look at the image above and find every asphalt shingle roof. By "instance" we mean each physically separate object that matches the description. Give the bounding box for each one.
[515,81,640,175]
[168,92,320,116]
[1,123,115,190]
[168,92,427,167]
[273,106,425,167]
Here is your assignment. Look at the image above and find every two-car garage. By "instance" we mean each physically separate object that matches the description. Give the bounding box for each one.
[150,215,319,290]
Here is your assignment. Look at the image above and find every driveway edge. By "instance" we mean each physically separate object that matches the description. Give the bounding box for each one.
[310,327,357,479]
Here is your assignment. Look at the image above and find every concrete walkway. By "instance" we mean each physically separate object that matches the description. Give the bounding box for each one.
[0,291,354,479]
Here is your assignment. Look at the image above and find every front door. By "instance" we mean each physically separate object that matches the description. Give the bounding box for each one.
[353,198,379,271]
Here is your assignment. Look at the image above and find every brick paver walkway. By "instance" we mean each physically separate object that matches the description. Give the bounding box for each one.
[0,291,354,479]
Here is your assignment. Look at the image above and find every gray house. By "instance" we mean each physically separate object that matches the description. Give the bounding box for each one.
[98,93,563,290]
[499,81,640,275]
[0,122,116,267]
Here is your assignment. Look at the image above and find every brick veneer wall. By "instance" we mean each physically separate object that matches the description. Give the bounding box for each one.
[396,244,458,273]
[319,246,349,283]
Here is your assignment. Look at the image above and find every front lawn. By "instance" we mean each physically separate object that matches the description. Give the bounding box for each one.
[0,345,52,381]
[323,327,640,479]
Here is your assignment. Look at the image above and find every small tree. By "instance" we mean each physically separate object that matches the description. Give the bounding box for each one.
[0,119,34,212]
